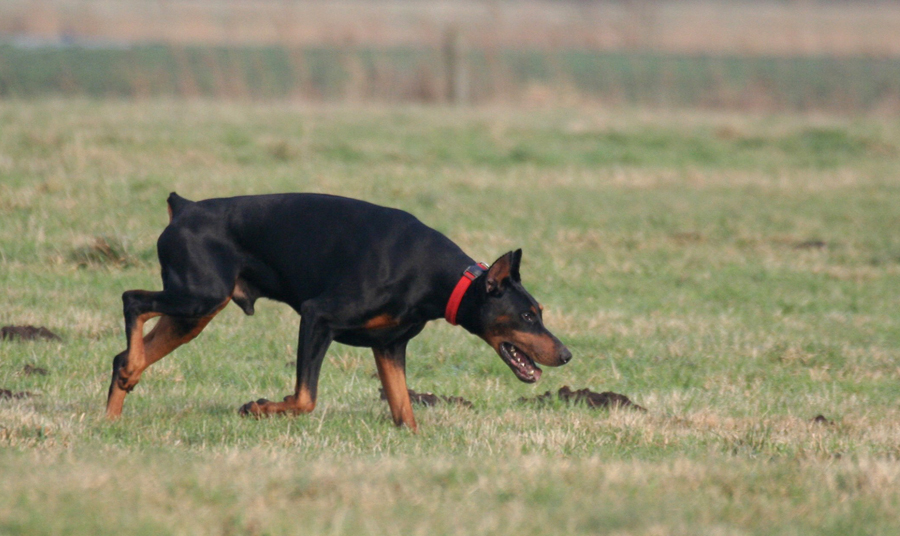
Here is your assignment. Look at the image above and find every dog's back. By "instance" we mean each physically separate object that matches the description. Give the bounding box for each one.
[160,193,470,313]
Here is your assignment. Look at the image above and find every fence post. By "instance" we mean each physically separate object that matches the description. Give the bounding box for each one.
[444,25,469,104]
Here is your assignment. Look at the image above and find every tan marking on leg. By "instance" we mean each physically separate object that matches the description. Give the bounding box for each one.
[292,385,316,412]
[374,349,417,431]
[275,385,318,415]
[106,311,161,419]
[240,384,316,417]
[129,312,162,371]
[106,299,230,419]
[106,382,127,419]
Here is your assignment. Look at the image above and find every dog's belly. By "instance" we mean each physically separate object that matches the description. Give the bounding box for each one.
[334,322,427,348]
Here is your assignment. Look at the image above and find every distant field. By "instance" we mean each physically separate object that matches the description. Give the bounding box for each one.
[5,1,900,110]
[4,0,900,56]
[2,100,900,534]
[3,44,900,110]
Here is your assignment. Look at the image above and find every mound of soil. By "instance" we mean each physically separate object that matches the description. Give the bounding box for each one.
[22,364,49,376]
[521,386,647,412]
[794,240,828,250]
[1,325,61,341]
[69,236,136,268]
[0,389,34,400]
[380,388,474,408]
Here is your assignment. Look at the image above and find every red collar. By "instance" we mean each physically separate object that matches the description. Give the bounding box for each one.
[445,263,488,325]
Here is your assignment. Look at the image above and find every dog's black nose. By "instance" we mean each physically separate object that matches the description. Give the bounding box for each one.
[559,347,572,364]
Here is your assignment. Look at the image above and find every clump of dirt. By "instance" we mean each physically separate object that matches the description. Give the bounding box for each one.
[22,364,49,376]
[0,389,35,400]
[794,240,827,250]
[669,231,704,244]
[69,236,136,268]
[1,325,61,341]
[380,388,474,408]
[521,386,647,412]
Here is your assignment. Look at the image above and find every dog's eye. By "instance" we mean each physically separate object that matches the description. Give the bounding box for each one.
[521,312,536,323]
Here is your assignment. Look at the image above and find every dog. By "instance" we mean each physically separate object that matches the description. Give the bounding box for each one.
[106,193,571,431]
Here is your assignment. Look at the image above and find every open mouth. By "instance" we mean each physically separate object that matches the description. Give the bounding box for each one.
[499,342,542,383]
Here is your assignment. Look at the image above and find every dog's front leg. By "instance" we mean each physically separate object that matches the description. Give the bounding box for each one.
[239,302,333,417]
[374,340,417,432]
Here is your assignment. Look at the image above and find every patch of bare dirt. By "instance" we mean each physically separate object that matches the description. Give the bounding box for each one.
[521,386,647,412]
[1,325,61,341]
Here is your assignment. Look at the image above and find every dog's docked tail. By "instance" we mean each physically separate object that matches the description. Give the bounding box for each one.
[166,192,193,222]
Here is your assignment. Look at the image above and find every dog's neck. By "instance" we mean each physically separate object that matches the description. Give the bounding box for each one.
[444,263,488,325]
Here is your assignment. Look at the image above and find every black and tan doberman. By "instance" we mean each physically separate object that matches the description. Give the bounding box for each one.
[106,193,571,431]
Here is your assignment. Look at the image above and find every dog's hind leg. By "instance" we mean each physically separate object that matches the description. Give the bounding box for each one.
[107,217,244,419]
[106,290,231,419]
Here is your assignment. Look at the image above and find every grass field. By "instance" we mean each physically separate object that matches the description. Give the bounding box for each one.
[2,100,900,534]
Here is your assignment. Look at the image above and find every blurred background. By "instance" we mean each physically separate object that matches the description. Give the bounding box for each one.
[2,0,900,112]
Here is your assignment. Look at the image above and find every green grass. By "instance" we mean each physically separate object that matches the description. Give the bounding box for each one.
[2,100,900,534]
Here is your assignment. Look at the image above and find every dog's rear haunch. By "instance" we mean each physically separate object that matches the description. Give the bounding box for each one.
[107,193,571,431]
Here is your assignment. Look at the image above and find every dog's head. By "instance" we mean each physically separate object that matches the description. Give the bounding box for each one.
[460,250,571,383]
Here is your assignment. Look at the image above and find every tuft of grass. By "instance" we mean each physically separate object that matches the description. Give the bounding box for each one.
[67,235,142,268]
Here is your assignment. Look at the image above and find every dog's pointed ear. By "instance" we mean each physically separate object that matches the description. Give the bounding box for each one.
[486,250,518,294]
[510,248,522,282]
